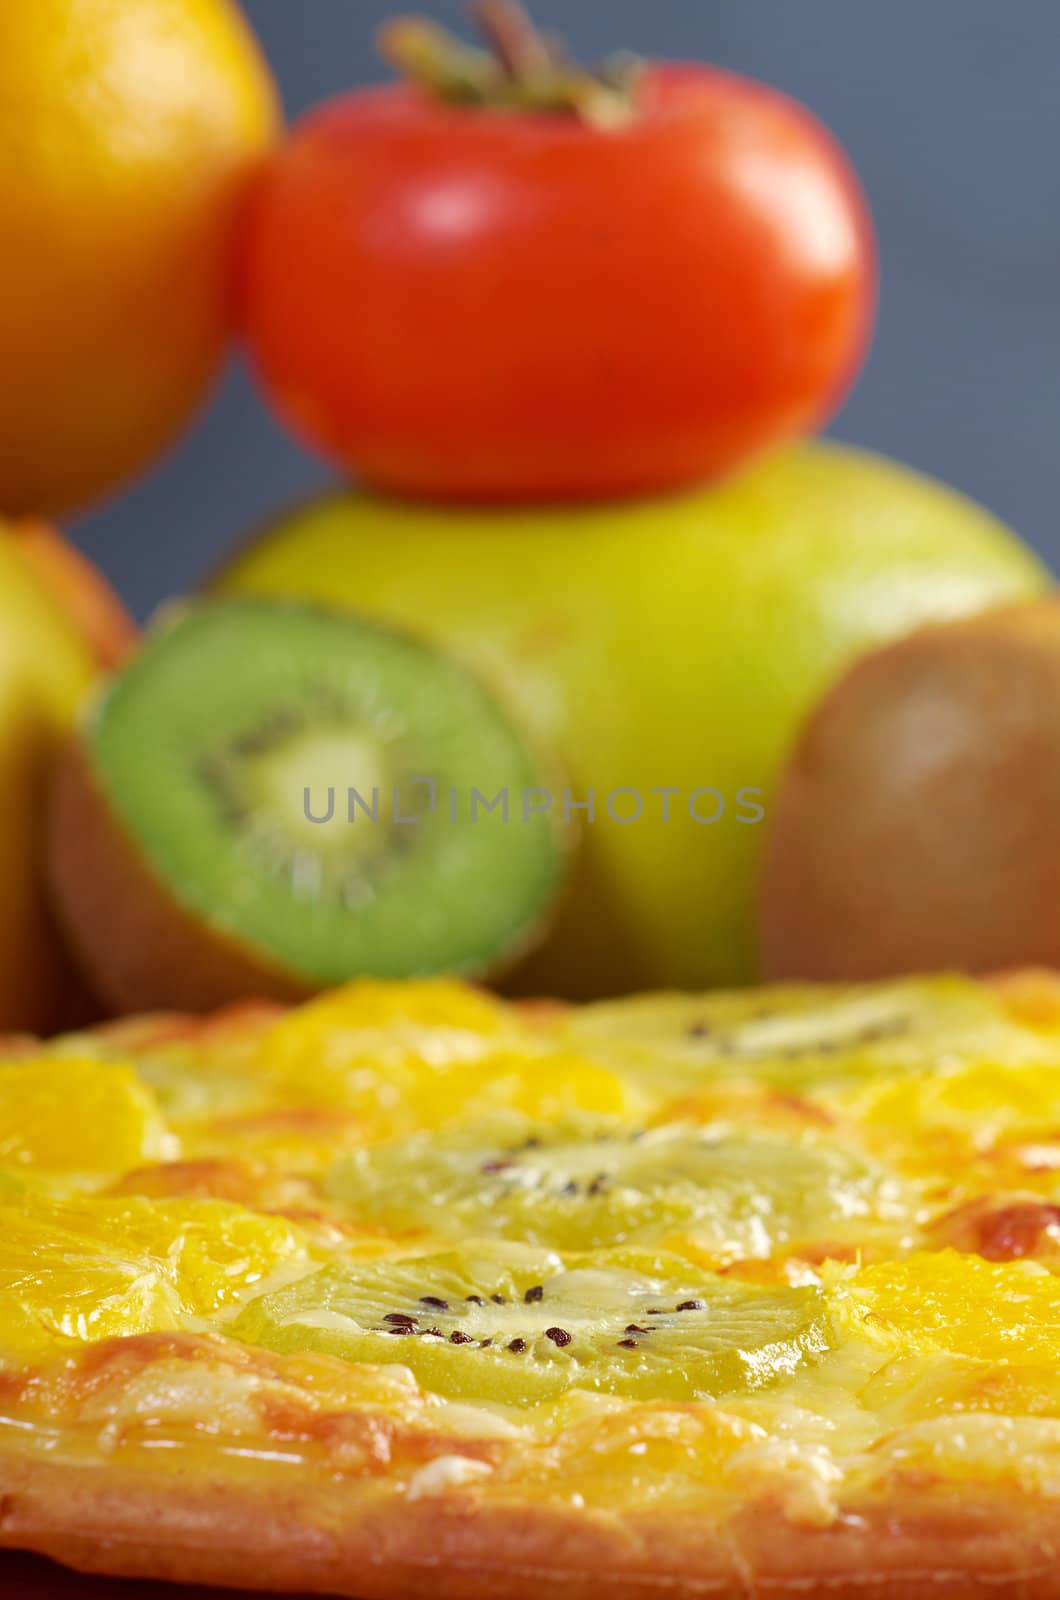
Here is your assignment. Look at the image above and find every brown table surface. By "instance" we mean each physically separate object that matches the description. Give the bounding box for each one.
[1,1552,327,1598]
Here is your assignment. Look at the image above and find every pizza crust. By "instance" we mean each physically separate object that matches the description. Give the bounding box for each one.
[2,1440,1060,1600]
[0,1332,1056,1600]
[3,973,1060,1597]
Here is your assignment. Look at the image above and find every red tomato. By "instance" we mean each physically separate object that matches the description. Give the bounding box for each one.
[241,63,875,502]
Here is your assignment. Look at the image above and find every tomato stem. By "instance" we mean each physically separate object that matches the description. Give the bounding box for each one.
[470,1,554,81]
[475,4,627,102]
[377,3,642,128]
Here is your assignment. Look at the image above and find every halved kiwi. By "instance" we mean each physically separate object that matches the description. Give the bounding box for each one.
[326,1112,910,1262]
[231,1242,830,1405]
[48,599,567,1013]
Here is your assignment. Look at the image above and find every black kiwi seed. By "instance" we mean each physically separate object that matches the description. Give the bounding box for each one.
[588,1173,610,1195]
[465,1295,485,1305]
[676,1299,706,1312]
[382,1313,417,1326]
[617,1338,639,1349]
[507,1338,527,1353]
[421,1327,444,1338]
[449,1331,474,1345]
[479,1338,493,1348]
[386,1325,415,1336]
[491,1294,507,1305]
[420,1296,449,1310]
[524,1285,544,1304]
[545,1327,571,1347]
[625,1323,649,1335]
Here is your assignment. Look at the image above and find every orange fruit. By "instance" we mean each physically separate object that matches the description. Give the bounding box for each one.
[828,1250,1060,1367]
[0,1193,307,1358]
[0,0,279,516]
[0,1056,169,1174]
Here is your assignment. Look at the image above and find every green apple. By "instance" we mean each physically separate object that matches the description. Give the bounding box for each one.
[214,443,1049,997]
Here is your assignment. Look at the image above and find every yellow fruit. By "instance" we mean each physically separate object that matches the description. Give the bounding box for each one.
[0,532,99,1031]
[400,1054,635,1135]
[0,1057,169,1174]
[259,982,631,1140]
[217,444,1048,996]
[0,1194,308,1359]
[847,1061,1060,1149]
[261,979,511,1071]
[0,0,278,516]
[258,979,518,1107]
[828,1250,1060,1365]
[0,521,132,1030]
[10,521,139,671]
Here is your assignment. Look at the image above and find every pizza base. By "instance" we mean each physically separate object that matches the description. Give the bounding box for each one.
[2,973,1060,1598]
[0,1327,1057,1600]
[2,1445,1059,1600]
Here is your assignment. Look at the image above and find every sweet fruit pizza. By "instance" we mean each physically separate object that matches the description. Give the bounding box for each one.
[1,971,1060,1596]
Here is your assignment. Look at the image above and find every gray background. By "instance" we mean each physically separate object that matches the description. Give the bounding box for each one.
[74,0,1060,618]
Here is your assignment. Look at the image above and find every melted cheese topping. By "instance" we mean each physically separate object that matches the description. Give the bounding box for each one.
[1,973,1059,1529]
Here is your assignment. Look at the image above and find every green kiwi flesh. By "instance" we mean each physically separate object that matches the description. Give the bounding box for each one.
[558,977,1057,1092]
[63,599,565,993]
[326,1113,911,1259]
[231,1242,830,1404]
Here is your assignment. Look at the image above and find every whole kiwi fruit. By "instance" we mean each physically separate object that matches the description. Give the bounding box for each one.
[758,598,1060,980]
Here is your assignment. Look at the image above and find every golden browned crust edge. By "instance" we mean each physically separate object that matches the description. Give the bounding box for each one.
[46,736,312,1014]
[2,1444,1060,1600]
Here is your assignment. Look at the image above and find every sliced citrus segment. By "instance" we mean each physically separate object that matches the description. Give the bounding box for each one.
[258,979,517,1086]
[827,1248,1060,1365]
[845,1061,1060,1149]
[251,981,632,1141]
[0,1057,170,1174]
[0,1194,309,1360]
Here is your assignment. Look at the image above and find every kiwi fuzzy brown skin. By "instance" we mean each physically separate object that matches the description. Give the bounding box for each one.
[758,598,1060,981]
[47,735,314,1015]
